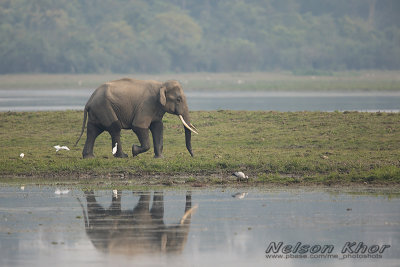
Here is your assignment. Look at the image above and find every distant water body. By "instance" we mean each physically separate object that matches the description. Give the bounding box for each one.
[0,89,399,112]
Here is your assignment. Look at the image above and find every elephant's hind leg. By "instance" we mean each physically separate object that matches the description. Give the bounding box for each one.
[132,126,150,157]
[108,121,128,158]
[83,122,104,158]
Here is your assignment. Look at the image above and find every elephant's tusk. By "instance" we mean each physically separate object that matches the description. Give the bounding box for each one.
[189,123,198,132]
[180,205,198,225]
[179,115,198,134]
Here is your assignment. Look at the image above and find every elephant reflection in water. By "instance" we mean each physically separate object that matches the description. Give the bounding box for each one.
[79,191,197,255]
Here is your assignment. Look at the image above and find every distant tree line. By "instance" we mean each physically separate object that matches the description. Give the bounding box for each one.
[1,0,399,73]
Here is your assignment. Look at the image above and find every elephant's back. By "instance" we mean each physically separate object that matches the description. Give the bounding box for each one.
[89,78,161,96]
[86,78,160,128]
[108,78,161,90]
[103,78,159,102]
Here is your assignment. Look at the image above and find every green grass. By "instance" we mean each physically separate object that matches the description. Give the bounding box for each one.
[0,110,399,185]
[1,71,400,91]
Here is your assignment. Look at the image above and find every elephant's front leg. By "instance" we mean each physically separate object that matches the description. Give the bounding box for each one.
[150,121,164,158]
[132,126,151,157]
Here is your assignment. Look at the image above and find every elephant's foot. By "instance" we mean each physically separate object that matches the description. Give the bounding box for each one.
[83,153,95,159]
[114,152,128,158]
[132,145,139,157]
[154,154,164,159]
[132,144,150,157]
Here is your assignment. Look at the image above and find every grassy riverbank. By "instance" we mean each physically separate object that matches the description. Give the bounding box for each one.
[1,71,400,91]
[0,110,399,186]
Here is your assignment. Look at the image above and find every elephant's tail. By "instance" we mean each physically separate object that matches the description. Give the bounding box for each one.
[75,108,88,146]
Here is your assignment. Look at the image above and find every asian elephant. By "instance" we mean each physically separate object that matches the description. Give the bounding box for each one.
[78,190,197,255]
[75,78,198,159]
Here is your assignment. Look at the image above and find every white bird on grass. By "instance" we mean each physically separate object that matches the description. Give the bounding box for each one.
[54,145,70,152]
[112,143,118,155]
[232,171,249,181]
[20,153,25,158]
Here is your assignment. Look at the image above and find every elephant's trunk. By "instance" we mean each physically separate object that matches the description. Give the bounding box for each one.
[179,112,197,157]
[185,127,193,157]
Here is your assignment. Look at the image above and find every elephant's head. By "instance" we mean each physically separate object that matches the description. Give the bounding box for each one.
[159,80,198,157]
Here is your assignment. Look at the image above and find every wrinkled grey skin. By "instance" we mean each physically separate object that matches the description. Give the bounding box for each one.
[79,191,193,255]
[75,78,194,158]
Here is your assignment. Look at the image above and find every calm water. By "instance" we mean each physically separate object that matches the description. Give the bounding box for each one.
[0,186,399,267]
[0,89,399,112]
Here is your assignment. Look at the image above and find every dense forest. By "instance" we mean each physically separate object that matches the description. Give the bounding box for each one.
[1,0,399,73]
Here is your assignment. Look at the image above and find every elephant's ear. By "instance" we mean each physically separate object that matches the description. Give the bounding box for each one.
[159,85,167,107]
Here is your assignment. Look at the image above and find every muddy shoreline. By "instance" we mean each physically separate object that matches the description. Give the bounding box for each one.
[2,171,400,190]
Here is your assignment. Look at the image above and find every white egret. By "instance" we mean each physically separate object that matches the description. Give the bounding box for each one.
[20,153,25,158]
[232,192,248,199]
[232,171,248,180]
[112,143,118,155]
[54,189,70,195]
[54,145,70,152]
